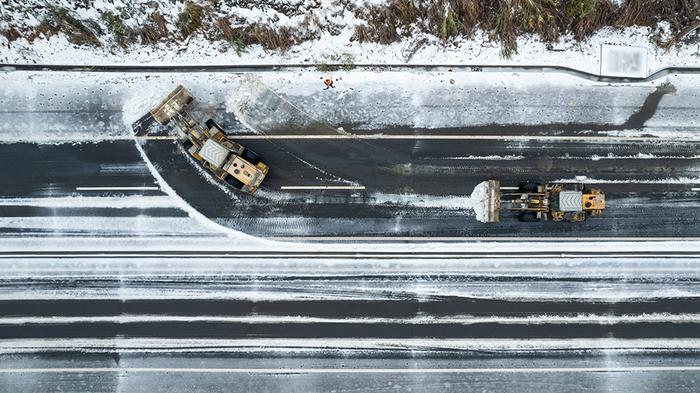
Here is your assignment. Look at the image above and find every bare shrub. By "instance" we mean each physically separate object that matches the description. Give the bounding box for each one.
[176,0,205,38]
[36,6,101,47]
[153,11,169,37]
[566,0,617,40]
[216,17,247,54]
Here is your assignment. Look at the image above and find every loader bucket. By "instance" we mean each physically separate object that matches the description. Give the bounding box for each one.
[150,85,194,125]
[131,85,194,135]
[471,180,501,223]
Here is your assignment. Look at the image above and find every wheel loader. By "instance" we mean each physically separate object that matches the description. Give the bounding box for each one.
[132,85,269,194]
[478,180,606,223]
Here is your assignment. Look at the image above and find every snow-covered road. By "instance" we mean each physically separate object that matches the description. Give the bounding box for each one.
[1,67,700,391]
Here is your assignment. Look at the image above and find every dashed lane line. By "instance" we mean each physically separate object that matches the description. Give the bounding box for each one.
[281,185,366,190]
[75,186,160,191]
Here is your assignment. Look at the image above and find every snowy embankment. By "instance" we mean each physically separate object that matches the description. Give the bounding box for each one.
[1,1,699,75]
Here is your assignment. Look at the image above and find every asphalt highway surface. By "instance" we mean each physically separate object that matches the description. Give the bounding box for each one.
[4,136,698,238]
[1,68,700,391]
[1,255,699,392]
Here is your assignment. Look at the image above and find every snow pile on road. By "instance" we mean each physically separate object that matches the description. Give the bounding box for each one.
[226,74,339,134]
[0,196,173,209]
[470,181,491,223]
[121,85,177,127]
[133,138,261,242]
[553,176,700,184]
[370,193,472,211]
[3,70,700,145]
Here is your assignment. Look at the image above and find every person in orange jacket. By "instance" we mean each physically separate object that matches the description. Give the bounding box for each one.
[323,77,335,89]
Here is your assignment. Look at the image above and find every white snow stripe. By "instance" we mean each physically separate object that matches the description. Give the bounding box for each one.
[0,367,698,374]
[1,313,698,325]
[3,252,699,259]
[553,177,700,184]
[571,154,700,161]
[0,196,175,208]
[437,155,525,160]
[1,338,699,353]
[133,138,266,242]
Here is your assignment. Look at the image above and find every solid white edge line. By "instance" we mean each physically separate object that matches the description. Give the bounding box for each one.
[266,236,700,241]
[1,253,700,258]
[75,187,160,191]
[140,135,700,142]
[281,186,366,190]
[0,367,698,373]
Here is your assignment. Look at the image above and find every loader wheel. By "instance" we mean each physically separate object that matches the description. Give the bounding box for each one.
[205,118,225,134]
[517,211,540,222]
[182,139,194,152]
[242,149,262,165]
[224,176,245,190]
[518,181,539,193]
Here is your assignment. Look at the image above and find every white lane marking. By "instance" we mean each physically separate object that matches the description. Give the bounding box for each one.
[1,313,697,325]
[75,186,160,191]
[0,367,699,374]
[1,253,700,259]
[5,267,699,274]
[268,236,700,241]
[281,185,366,190]
[140,135,700,142]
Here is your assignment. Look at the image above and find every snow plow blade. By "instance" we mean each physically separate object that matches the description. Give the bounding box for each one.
[150,85,194,125]
[132,112,156,136]
[484,180,501,223]
[131,85,194,135]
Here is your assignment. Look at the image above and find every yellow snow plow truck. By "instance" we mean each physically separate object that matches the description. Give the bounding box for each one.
[132,85,269,194]
[479,180,605,223]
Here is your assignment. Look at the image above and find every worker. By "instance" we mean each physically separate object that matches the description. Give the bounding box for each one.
[323,77,335,89]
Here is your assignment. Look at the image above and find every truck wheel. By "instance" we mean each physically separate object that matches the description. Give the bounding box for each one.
[517,211,540,222]
[224,176,245,190]
[205,118,225,134]
[518,181,539,193]
[242,149,262,165]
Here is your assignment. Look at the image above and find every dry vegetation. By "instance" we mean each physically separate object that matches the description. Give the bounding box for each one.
[2,0,699,58]
[353,0,700,57]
